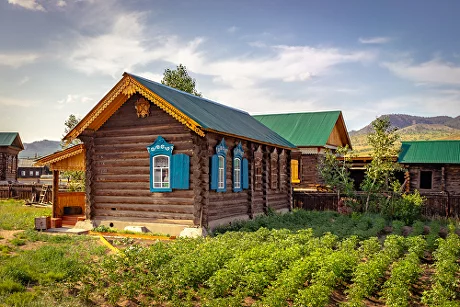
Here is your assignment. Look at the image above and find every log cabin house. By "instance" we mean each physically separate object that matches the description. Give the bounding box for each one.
[36,73,295,235]
[0,132,23,183]
[254,111,351,191]
[398,140,460,195]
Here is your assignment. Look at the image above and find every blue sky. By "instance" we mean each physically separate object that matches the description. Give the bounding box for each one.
[1,0,460,143]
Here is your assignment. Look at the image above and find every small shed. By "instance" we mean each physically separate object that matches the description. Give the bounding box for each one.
[254,111,351,190]
[0,132,24,183]
[35,144,86,224]
[398,140,460,195]
[39,73,295,235]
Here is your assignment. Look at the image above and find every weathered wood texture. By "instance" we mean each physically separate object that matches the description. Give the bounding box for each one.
[82,95,195,224]
[407,164,460,195]
[0,183,52,201]
[295,154,324,189]
[206,135,291,226]
[327,122,348,147]
[55,191,85,217]
[0,150,19,182]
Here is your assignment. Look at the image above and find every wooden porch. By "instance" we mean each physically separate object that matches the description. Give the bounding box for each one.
[35,145,86,226]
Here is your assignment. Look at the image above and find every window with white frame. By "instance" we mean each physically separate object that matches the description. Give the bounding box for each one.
[35,171,40,176]
[153,155,170,188]
[21,171,25,176]
[218,156,225,189]
[234,158,241,189]
[29,170,33,176]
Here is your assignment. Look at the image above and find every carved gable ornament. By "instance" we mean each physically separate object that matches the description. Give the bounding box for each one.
[135,97,150,118]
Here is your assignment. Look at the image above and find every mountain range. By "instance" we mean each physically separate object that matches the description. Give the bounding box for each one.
[17,114,460,158]
[350,114,460,155]
[19,140,61,159]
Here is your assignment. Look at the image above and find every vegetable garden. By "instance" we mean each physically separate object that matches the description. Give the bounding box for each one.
[79,224,460,307]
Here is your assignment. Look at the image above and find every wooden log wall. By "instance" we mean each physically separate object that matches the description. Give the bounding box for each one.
[445,165,460,195]
[407,165,443,192]
[83,95,195,225]
[0,151,19,182]
[206,134,252,224]
[205,133,291,227]
[297,154,324,189]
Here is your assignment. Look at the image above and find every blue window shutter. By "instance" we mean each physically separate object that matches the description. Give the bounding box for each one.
[242,158,249,189]
[171,154,190,189]
[211,154,218,190]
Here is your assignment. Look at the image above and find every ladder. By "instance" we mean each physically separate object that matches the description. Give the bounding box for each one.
[39,185,49,204]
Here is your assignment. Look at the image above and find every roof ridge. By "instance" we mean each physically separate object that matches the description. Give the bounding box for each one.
[252,110,341,116]
[127,72,249,115]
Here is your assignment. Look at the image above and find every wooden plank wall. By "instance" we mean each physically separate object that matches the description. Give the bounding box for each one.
[407,165,443,193]
[56,192,85,216]
[84,95,196,225]
[298,154,324,189]
[0,151,18,182]
[0,184,52,202]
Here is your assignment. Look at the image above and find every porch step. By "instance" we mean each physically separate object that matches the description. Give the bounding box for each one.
[61,215,85,226]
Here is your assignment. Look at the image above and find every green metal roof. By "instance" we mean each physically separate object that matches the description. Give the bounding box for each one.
[129,73,295,149]
[0,132,23,149]
[398,140,460,164]
[253,111,341,147]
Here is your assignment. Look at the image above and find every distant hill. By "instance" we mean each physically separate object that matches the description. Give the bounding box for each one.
[350,114,460,136]
[19,140,61,159]
[350,114,460,155]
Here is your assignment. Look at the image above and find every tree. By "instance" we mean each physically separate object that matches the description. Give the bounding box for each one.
[61,114,84,191]
[361,116,401,211]
[61,114,82,149]
[161,64,202,97]
[318,145,355,208]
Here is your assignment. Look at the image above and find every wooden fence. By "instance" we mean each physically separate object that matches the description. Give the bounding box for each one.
[293,191,460,219]
[0,184,53,203]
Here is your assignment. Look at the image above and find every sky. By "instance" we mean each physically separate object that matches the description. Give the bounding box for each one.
[1,0,460,143]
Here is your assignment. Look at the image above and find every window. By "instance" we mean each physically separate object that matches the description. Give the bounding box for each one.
[233,142,246,192]
[35,171,40,176]
[218,156,225,189]
[211,139,228,192]
[420,170,432,189]
[153,155,169,188]
[147,136,189,192]
[29,170,34,176]
[21,171,25,176]
[234,158,241,189]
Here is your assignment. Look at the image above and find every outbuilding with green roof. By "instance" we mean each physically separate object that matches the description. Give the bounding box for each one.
[0,132,24,182]
[254,111,351,190]
[398,140,460,195]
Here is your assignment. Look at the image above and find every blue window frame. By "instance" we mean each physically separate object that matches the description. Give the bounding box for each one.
[233,143,244,192]
[147,136,189,192]
[211,138,228,192]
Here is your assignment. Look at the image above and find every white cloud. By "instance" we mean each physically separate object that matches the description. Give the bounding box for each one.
[0,53,39,68]
[227,26,239,33]
[7,0,45,11]
[56,0,66,7]
[57,94,93,105]
[359,36,392,44]
[383,58,460,85]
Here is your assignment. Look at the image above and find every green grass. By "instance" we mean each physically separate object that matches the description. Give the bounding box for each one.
[0,200,51,230]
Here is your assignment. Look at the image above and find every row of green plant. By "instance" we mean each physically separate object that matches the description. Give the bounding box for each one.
[75,227,460,307]
[421,227,460,306]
